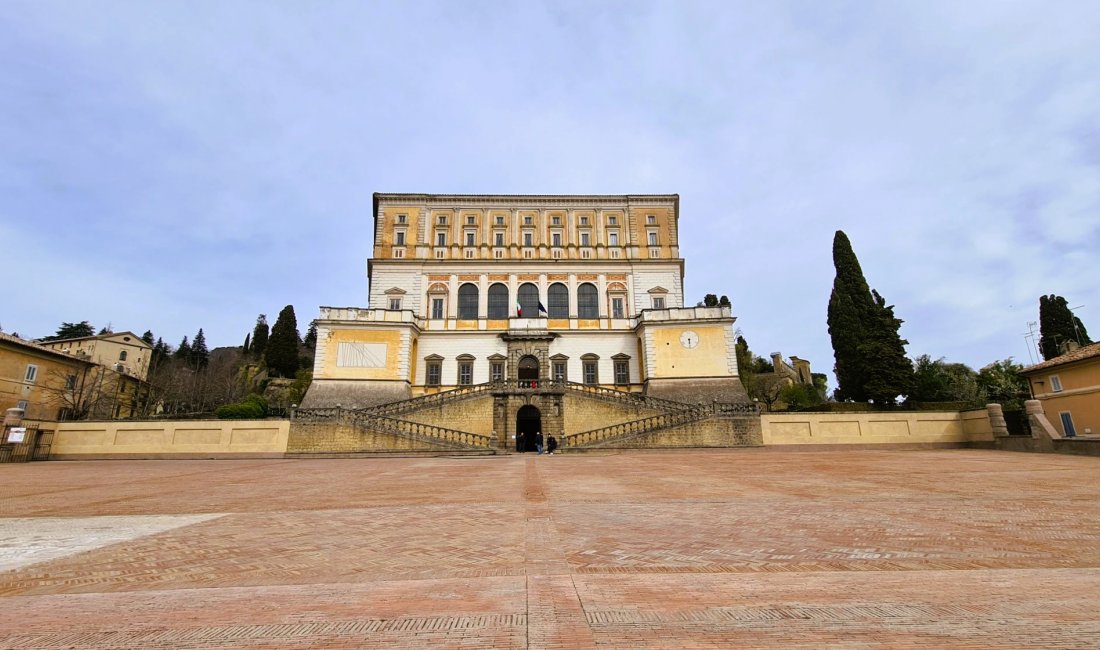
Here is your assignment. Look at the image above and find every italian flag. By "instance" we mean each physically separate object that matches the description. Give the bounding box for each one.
[516,300,523,317]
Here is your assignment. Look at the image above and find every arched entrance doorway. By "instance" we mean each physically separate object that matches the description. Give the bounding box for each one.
[516,404,541,452]
[518,355,539,388]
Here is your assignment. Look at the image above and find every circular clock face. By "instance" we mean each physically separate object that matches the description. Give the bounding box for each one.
[680,330,699,349]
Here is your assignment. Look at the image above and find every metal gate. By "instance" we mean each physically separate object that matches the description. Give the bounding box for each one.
[1,423,43,463]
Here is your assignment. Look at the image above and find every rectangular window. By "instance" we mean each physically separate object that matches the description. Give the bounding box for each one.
[465,231,476,246]
[580,216,589,225]
[611,297,625,319]
[652,296,665,309]
[24,364,37,383]
[524,231,533,246]
[431,298,445,319]
[524,216,533,225]
[553,361,567,382]
[552,232,562,246]
[1050,375,1063,393]
[395,231,406,245]
[495,215,505,225]
[396,214,407,224]
[580,232,590,246]
[458,361,473,385]
[494,231,505,246]
[583,361,598,385]
[647,214,656,224]
[648,231,658,245]
[1060,412,1076,437]
[437,215,447,225]
[17,400,28,411]
[491,361,504,382]
[552,216,561,225]
[607,216,617,225]
[436,231,447,246]
[466,215,476,225]
[65,374,77,390]
[426,362,442,386]
[614,359,629,385]
[608,231,618,246]
[389,298,402,310]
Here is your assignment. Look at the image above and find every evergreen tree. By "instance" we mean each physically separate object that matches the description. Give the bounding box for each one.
[827,231,912,404]
[703,294,719,307]
[303,321,317,350]
[251,315,269,358]
[152,337,170,368]
[719,295,731,308]
[1039,294,1091,360]
[266,305,301,377]
[41,320,95,341]
[174,336,192,361]
[243,332,251,354]
[191,328,210,368]
[141,330,155,346]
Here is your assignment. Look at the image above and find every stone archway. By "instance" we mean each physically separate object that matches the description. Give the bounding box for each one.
[516,404,541,452]
[518,355,539,386]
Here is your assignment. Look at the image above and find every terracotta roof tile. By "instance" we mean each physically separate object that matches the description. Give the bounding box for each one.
[1020,341,1100,374]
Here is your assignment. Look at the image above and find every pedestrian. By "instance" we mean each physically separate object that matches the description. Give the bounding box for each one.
[536,431,544,455]
[517,431,525,453]
[547,434,557,455]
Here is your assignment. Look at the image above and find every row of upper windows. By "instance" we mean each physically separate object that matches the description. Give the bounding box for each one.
[394,213,661,227]
[424,355,631,386]
[390,284,667,316]
[393,230,657,247]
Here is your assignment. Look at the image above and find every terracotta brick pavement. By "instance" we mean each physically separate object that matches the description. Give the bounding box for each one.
[1,449,1099,647]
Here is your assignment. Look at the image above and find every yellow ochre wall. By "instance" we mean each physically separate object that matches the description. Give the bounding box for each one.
[1027,360,1100,436]
[651,325,729,378]
[761,410,993,446]
[50,420,290,458]
[321,329,404,380]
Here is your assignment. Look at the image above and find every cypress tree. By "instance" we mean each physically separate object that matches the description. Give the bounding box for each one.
[827,231,912,404]
[303,321,317,350]
[141,330,155,346]
[191,328,209,368]
[251,315,269,358]
[266,305,301,378]
[1039,294,1091,360]
[243,332,251,354]
[174,336,192,361]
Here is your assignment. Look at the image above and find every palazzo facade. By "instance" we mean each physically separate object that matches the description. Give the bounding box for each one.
[300,193,752,451]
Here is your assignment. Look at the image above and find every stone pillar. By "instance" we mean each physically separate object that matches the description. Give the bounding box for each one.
[1025,399,1061,440]
[987,403,1008,437]
[3,407,24,428]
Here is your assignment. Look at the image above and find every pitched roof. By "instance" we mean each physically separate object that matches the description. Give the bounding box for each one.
[1020,341,1100,374]
[39,330,152,349]
[0,331,96,365]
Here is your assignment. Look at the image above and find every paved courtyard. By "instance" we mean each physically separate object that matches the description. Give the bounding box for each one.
[1,448,1099,648]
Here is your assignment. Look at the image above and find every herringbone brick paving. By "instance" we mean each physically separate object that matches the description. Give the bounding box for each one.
[1,449,1099,647]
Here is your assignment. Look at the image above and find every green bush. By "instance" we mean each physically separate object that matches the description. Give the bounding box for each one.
[241,393,269,416]
[215,402,264,419]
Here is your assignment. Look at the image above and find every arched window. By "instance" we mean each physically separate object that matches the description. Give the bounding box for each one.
[487,283,509,319]
[547,283,569,318]
[577,283,599,318]
[458,283,479,319]
[119,350,128,361]
[518,282,540,318]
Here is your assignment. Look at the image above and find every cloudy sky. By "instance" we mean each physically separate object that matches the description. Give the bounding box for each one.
[2,1,1097,385]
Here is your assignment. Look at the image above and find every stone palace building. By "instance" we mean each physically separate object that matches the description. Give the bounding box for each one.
[295,194,759,453]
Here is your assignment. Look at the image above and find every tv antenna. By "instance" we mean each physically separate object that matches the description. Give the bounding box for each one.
[1022,321,1039,365]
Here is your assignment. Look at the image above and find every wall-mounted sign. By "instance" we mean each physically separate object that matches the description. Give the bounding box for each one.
[7,427,27,443]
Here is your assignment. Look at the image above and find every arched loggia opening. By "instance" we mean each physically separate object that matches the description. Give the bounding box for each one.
[516,405,541,452]
[518,355,539,388]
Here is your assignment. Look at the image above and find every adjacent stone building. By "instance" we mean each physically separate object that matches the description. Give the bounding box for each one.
[297,193,758,453]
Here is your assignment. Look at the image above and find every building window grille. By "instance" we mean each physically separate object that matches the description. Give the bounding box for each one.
[495,216,505,225]
[458,283,479,319]
[494,231,504,246]
[488,283,509,319]
[65,374,77,390]
[397,214,407,224]
[608,231,618,246]
[426,362,442,386]
[523,231,533,246]
[652,296,665,309]
[389,298,402,310]
[24,365,37,383]
[491,361,504,382]
[548,283,569,318]
[648,231,658,246]
[552,232,561,247]
[395,231,406,245]
[607,216,617,225]
[518,283,540,317]
[580,216,589,225]
[1050,375,1063,393]
[647,214,656,224]
[458,360,473,385]
[580,232,590,246]
[553,361,567,382]
[614,358,629,385]
[431,298,445,319]
[436,231,447,246]
[577,283,599,318]
[465,231,476,246]
[552,216,561,225]
[583,360,598,385]
[611,297,625,319]
[466,215,476,225]
[437,215,447,225]
[119,350,128,361]
[524,216,533,225]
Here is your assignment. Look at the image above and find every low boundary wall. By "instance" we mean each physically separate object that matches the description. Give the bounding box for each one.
[762,409,993,447]
[50,420,290,459]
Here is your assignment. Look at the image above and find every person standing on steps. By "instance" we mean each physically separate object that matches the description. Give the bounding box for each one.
[547,434,558,455]
[536,431,544,455]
